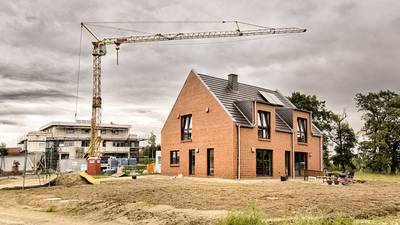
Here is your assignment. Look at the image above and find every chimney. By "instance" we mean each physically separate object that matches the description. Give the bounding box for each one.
[228,74,238,91]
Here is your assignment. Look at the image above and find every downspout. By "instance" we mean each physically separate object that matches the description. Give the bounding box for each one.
[291,131,295,179]
[237,124,241,180]
[320,135,323,171]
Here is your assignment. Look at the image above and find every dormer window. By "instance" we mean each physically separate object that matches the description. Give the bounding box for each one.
[297,118,307,143]
[258,111,271,139]
[181,114,192,140]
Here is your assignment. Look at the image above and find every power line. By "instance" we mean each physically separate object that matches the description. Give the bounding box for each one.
[86,24,152,35]
[74,25,83,120]
[84,20,235,24]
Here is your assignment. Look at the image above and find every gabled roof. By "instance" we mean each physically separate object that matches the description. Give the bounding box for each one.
[196,72,322,136]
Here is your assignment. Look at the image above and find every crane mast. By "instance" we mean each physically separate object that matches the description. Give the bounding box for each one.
[82,22,306,158]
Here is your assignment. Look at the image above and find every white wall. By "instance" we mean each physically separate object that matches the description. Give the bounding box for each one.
[0,156,33,172]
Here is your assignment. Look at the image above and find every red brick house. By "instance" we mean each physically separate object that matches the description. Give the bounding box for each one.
[161,70,323,179]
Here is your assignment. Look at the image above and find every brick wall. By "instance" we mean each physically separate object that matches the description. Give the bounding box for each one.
[161,71,322,179]
[239,103,292,179]
[292,110,322,172]
[161,71,236,179]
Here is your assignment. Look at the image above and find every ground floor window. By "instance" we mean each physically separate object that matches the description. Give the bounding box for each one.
[295,152,308,176]
[285,151,291,176]
[256,149,273,176]
[189,149,195,175]
[170,150,180,165]
[207,148,214,176]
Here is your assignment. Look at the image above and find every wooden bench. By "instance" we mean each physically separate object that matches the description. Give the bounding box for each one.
[304,170,324,181]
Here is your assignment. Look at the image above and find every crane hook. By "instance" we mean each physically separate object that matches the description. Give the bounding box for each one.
[115,43,120,65]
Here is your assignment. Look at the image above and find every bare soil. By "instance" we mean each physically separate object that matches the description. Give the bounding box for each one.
[54,173,89,187]
[0,175,399,224]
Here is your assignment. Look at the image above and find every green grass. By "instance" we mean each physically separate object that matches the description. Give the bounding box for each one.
[216,201,400,225]
[46,206,57,212]
[355,171,400,182]
[215,204,266,225]
[279,215,354,225]
[358,214,400,224]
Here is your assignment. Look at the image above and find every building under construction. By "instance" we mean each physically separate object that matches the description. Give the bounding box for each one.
[18,120,144,170]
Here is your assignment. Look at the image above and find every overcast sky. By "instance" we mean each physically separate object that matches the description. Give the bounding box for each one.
[0,1,399,146]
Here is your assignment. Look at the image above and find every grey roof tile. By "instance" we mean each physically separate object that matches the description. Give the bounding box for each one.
[311,123,323,136]
[275,113,293,133]
[196,73,319,136]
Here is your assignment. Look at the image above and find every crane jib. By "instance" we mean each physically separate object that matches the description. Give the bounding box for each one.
[100,28,306,46]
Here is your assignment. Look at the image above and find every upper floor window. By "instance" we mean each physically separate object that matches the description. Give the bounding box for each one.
[297,118,308,143]
[111,130,119,135]
[258,111,271,139]
[102,141,107,147]
[101,130,106,135]
[64,141,74,147]
[81,140,89,147]
[38,142,46,148]
[170,150,180,165]
[113,141,126,147]
[66,128,75,134]
[181,114,192,140]
[81,129,90,134]
[131,142,139,148]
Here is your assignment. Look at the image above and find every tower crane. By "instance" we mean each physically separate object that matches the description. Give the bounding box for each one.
[80,21,306,158]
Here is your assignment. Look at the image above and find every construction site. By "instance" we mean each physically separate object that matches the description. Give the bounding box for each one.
[1,1,400,225]
[0,175,399,224]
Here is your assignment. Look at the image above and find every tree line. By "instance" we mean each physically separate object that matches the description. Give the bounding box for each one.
[288,90,400,174]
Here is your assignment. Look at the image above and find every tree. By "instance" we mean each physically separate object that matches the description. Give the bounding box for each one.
[288,92,334,167]
[355,90,400,173]
[329,113,357,170]
[0,142,7,157]
[142,132,160,159]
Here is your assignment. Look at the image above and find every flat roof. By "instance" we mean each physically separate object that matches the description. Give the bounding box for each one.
[39,121,131,131]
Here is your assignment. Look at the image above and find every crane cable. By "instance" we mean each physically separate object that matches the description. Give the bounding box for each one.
[74,25,83,120]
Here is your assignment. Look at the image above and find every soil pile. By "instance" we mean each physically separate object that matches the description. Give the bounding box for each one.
[54,173,88,187]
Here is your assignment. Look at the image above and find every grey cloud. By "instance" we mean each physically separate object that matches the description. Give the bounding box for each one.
[0,120,21,126]
[0,63,70,84]
[0,0,399,146]
[0,89,75,102]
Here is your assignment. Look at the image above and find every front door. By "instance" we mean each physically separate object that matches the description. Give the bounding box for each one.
[295,152,308,176]
[189,149,195,175]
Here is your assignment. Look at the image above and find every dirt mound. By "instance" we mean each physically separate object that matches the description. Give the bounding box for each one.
[54,173,88,187]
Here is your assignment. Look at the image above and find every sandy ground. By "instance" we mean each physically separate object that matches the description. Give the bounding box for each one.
[0,175,400,224]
